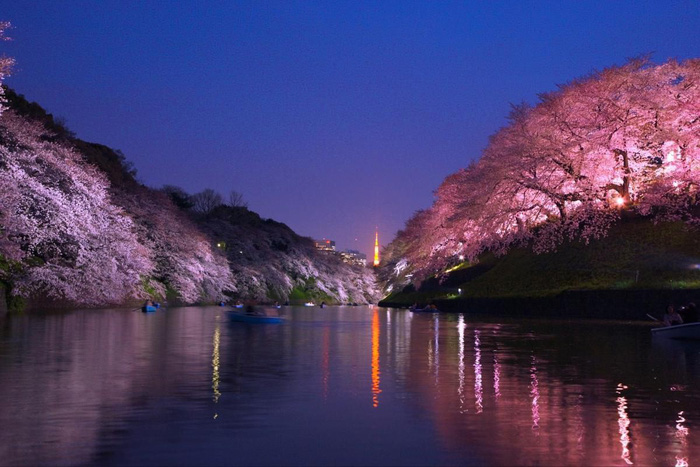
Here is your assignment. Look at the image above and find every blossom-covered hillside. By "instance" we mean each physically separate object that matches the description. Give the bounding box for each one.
[196,205,378,304]
[380,58,700,292]
[0,89,378,310]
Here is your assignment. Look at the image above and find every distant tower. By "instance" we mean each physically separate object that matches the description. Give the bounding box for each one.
[373,230,380,267]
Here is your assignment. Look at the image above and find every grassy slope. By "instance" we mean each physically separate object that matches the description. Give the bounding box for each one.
[381,216,700,305]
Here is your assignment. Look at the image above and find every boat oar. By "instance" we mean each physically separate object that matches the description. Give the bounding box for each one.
[646,313,659,322]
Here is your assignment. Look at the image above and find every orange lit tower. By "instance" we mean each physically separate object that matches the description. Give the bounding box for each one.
[373,230,380,267]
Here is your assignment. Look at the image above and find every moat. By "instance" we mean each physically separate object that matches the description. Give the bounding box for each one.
[1,305,698,465]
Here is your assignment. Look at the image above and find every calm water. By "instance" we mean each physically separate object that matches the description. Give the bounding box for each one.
[1,305,699,466]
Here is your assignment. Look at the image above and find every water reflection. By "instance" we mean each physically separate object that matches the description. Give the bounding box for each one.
[473,330,483,414]
[493,353,501,400]
[371,310,381,408]
[616,383,633,465]
[675,411,689,467]
[433,314,440,384]
[1,307,700,466]
[211,317,221,417]
[530,356,540,432]
[457,314,466,413]
[322,325,330,401]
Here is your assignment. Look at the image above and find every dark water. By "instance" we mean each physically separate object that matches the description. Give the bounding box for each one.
[1,305,699,466]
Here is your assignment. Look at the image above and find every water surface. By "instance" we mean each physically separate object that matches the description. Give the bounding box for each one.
[1,305,699,466]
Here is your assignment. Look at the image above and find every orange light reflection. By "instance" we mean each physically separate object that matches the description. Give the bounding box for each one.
[371,310,381,408]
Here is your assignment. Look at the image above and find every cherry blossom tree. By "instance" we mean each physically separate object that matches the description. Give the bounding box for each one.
[0,111,153,305]
[383,58,700,282]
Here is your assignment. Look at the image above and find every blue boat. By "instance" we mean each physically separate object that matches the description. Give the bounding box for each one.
[228,311,284,324]
[142,305,157,313]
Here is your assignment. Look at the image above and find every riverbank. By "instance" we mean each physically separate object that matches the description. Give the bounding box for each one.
[378,216,700,320]
[379,288,700,321]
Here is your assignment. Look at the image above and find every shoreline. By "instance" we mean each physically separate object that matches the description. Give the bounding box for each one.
[379,288,700,321]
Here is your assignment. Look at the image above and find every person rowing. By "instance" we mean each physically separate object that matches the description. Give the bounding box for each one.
[663,305,683,327]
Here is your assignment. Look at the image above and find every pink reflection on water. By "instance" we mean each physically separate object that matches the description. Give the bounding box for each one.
[675,411,689,467]
[211,318,221,421]
[457,315,466,413]
[530,356,540,432]
[433,314,440,383]
[493,354,501,400]
[616,383,633,465]
[473,330,483,414]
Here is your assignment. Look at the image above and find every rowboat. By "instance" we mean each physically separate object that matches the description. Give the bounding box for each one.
[142,305,157,313]
[651,322,700,340]
[228,311,284,324]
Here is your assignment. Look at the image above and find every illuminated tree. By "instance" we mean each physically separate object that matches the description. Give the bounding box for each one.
[386,58,700,280]
[0,112,153,304]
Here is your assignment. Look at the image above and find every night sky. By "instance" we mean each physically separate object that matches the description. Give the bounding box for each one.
[2,1,699,258]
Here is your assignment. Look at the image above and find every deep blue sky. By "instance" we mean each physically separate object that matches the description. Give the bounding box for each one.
[2,1,699,258]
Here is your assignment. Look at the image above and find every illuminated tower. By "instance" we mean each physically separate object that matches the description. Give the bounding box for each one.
[373,230,380,267]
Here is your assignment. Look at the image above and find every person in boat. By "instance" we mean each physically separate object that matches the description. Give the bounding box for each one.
[663,305,684,327]
[144,299,153,307]
[320,301,326,308]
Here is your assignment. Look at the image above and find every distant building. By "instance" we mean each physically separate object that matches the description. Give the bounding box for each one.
[373,230,380,266]
[340,249,367,267]
[314,239,336,252]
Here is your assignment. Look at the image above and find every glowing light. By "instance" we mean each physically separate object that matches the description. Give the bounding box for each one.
[616,197,625,207]
[373,230,380,267]
[616,383,633,465]
[371,310,382,408]
[459,255,465,261]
